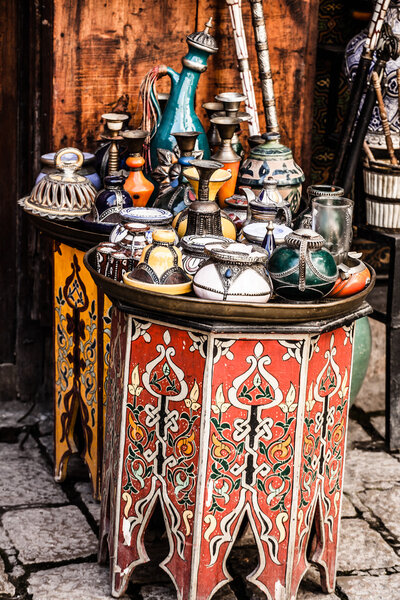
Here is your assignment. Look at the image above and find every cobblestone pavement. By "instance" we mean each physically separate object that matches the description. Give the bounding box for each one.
[0,319,399,600]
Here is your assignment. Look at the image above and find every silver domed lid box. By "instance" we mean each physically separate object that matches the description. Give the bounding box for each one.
[193,241,273,303]
[23,147,96,219]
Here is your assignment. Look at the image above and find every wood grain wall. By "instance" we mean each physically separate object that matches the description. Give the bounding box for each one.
[0,0,319,399]
[0,0,18,365]
[51,0,319,178]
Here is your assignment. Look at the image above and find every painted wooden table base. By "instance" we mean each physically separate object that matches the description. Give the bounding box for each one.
[99,307,358,600]
[53,243,111,499]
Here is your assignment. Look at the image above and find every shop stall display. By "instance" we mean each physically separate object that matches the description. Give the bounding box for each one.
[84,247,371,599]
[18,5,382,597]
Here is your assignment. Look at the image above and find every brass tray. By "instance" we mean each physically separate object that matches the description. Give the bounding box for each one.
[84,246,376,324]
[23,209,109,251]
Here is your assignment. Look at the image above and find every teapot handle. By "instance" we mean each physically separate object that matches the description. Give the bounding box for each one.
[240,187,256,203]
[277,204,292,226]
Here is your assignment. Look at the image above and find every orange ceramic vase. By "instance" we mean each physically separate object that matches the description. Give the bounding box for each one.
[124,155,154,207]
[211,116,241,209]
[217,160,240,208]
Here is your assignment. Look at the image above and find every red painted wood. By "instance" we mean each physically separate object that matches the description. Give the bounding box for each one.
[100,311,354,599]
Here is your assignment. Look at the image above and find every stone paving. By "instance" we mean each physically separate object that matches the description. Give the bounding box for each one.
[0,318,399,599]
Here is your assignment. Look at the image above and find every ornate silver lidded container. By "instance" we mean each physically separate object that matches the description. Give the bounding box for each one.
[179,234,229,276]
[268,228,338,301]
[36,151,101,190]
[24,147,97,219]
[193,241,273,303]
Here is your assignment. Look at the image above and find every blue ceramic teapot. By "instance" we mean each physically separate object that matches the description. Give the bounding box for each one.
[149,19,217,168]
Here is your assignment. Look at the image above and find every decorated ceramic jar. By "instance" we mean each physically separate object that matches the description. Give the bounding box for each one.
[96,242,120,275]
[24,148,97,219]
[109,222,152,260]
[268,229,338,301]
[123,229,192,295]
[224,194,248,231]
[120,206,178,243]
[106,250,136,282]
[345,2,400,150]
[238,132,304,213]
[91,175,133,223]
[328,253,371,298]
[36,151,102,190]
[193,242,272,303]
[179,234,230,276]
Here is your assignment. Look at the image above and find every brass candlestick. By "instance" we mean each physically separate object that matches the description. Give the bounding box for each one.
[202,102,225,150]
[215,92,246,117]
[101,113,129,175]
[211,117,242,207]
[214,93,251,154]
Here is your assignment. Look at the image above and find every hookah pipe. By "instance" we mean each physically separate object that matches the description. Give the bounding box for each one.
[225,0,261,135]
[341,25,400,195]
[248,0,279,134]
[333,0,391,185]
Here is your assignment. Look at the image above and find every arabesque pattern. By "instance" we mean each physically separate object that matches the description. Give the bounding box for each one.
[100,310,355,600]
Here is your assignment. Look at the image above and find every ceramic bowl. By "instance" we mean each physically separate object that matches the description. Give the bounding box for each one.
[120,207,178,243]
[328,254,371,298]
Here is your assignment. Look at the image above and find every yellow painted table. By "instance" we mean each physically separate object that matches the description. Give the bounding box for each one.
[30,215,111,499]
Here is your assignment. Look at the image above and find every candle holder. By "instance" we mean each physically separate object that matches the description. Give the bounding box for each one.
[101,113,129,175]
[211,116,242,207]
[202,102,224,151]
[153,131,201,214]
[215,92,247,117]
[122,130,154,207]
[173,159,236,239]
[239,131,305,214]
[187,159,228,202]
[214,92,250,157]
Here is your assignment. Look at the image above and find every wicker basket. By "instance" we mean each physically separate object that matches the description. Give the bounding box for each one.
[363,160,400,231]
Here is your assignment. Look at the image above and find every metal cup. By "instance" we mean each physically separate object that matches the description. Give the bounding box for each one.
[96,243,119,275]
[311,196,354,264]
[107,250,135,282]
[307,184,344,204]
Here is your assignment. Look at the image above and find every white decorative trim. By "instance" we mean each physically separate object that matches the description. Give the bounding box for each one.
[112,313,132,596]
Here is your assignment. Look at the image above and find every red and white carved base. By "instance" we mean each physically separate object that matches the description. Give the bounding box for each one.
[99,308,356,600]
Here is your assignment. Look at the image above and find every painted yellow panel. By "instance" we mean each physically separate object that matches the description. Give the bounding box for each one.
[53,242,111,499]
